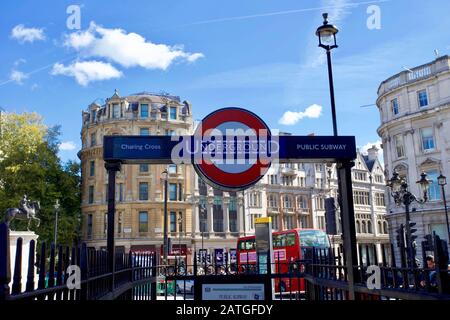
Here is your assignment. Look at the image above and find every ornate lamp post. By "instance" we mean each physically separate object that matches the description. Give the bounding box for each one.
[387,171,430,267]
[437,173,450,243]
[316,12,339,136]
[161,169,169,265]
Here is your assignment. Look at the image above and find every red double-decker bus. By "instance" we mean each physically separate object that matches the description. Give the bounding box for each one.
[237,228,330,294]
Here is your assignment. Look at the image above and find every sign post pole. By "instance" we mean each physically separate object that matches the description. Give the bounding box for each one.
[255,217,274,300]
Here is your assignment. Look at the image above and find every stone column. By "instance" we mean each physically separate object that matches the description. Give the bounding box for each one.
[223,193,230,234]
[237,195,245,235]
[207,198,214,235]
[194,201,200,236]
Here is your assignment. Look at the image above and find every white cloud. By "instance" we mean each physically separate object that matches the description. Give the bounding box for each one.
[360,140,382,155]
[59,141,77,151]
[14,58,27,66]
[51,60,123,86]
[279,104,322,125]
[64,22,204,70]
[11,25,45,43]
[9,70,28,85]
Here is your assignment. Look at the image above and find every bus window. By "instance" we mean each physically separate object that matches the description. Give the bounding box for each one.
[298,230,330,248]
[239,239,255,250]
[286,233,296,246]
[273,234,285,247]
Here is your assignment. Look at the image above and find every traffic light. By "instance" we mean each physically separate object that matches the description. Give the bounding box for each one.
[409,222,418,242]
[325,197,337,235]
[396,224,405,248]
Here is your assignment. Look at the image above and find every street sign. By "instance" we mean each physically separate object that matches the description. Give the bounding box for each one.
[103,107,357,191]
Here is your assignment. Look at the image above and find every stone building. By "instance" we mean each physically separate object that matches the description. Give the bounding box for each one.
[79,91,195,263]
[376,55,450,261]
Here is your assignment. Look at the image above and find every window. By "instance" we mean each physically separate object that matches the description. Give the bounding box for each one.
[168,164,177,174]
[395,134,405,158]
[421,127,435,151]
[418,90,428,107]
[315,197,325,210]
[283,196,293,209]
[170,107,177,120]
[315,178,324,188]
[112,104,120,118]
[426,170,441,201]
[140,128,150,136]
[140,104,149,118]
[170,212,177,232]
[354,172,367,181]
[268,194,278,208]
[89,161,95,177]
[298,176,306,187]
[284,216,294,229]
[91,110,97,122]
[117,212,122,234]
[271,216,279,230]
[367,221,372,234]
[297,196,308,209]
[391,98,399,115]
[90,132,97,147]
[269,175,278,185]
[139,182,148,201]
[229,198,237,211]
[375,193,385,206]
[87,214,93,237]
[299,215,309,228]
[88,186,94,204]
[118,183,124,202]
[139,211,148,232]
[374,175,384,183]
[353,191,370,205]
[249,192,261,207]
[140,164,149,172]
[169,183,177,201]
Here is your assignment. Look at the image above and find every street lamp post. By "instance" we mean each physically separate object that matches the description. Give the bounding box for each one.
[387,171,430,268]
[54,200,60,247]
[161,169,169,265]
[316,12,339,137]
[437,173,450,243]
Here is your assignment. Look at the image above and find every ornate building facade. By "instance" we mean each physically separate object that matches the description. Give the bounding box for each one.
[79,91,196,262]
[376,55,450,261]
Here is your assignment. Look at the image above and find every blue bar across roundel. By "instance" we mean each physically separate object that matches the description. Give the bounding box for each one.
[103,135,356,164]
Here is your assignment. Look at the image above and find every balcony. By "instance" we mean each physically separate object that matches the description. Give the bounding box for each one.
[281,167,297,176]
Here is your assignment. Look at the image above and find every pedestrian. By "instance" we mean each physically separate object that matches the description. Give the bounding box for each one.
[420,255,437,290]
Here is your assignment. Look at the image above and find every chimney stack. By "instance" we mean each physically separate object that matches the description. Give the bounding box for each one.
[367,145,379,161]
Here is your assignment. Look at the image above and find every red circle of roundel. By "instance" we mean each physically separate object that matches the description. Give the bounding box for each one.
[193,107,272,191]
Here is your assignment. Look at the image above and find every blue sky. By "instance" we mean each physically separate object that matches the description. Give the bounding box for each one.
[0,0,449,162]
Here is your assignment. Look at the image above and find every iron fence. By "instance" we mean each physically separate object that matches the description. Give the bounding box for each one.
[0,222,157,301]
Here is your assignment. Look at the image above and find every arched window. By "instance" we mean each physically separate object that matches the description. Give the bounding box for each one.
[367,221,372,234]
[378,221,382,234]
[383,221,388,234]
[356,221,361,233]
[362,221,367,233]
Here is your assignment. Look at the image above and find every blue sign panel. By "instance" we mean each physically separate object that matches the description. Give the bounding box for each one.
[104,135,356,164]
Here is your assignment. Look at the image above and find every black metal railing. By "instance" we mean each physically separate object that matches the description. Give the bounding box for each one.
[0,223,157,301]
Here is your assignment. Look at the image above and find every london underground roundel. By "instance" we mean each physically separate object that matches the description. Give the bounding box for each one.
[193,107,272,191]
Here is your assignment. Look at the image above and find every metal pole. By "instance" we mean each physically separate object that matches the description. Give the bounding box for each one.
[404,198,414,268]
[326,49,338,137]
[441,185,450,244]
[163,175,169,265]
[105,161,121,292]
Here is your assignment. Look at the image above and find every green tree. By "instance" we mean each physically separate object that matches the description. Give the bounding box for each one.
[0,112,81,247]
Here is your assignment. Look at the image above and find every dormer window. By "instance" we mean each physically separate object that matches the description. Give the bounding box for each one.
[140,104,149,118]
[112,104,120,118]
[170,106,177,120]
[91,110,97,123]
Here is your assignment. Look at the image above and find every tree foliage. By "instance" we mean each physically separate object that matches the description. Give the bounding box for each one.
[0,112,81,247]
